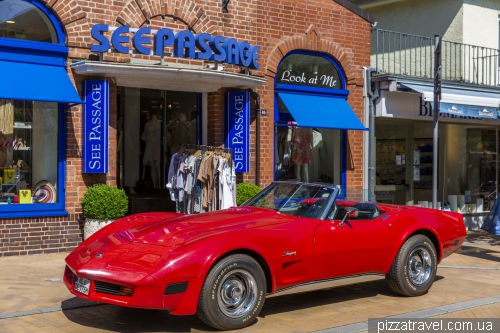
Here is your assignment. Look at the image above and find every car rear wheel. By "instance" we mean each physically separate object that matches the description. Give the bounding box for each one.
[197,254,266,330]
[386,235,437,297]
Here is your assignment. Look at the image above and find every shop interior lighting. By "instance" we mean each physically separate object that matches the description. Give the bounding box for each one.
[313,65,318,75]
[286,62,292,71]
[6,20,15,24]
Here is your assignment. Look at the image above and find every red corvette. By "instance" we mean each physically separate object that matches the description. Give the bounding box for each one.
[64,181,466,330]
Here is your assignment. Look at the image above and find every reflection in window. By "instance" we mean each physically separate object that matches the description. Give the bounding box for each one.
[466,128,497,209]
[0,0,58,43]
[275,125,342,184]
[0,99,58,204]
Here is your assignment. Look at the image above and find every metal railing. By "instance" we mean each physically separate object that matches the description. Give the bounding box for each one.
[372,29,500,86]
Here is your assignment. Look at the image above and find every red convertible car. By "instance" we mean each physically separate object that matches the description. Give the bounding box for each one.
[64,181,466,330]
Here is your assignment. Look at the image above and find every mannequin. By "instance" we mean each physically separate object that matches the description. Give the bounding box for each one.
[141,112,162,188]
[290,127,313,182]
[168,113,192,153]
[311,129,326,181]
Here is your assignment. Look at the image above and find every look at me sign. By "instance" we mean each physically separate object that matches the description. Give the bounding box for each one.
[82,80,109,173]
[225,92,250,173]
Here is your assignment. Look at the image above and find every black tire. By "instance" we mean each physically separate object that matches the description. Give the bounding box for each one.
[197,254,266,330]
[386,235,437,297]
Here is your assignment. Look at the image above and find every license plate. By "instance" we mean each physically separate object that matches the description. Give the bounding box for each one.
[74,276,91,296]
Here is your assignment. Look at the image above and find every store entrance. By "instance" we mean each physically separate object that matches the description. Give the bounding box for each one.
[375,120,411,204]
[118,87,200,213]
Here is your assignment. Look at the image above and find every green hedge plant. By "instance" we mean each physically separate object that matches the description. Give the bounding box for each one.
[81,184,129,220]
[236,183,262,206]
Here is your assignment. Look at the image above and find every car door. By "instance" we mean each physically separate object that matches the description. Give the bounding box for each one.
[313,204,399,280]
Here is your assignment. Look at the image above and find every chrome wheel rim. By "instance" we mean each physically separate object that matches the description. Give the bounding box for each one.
[217,269,257,318]
[407,246,432,286]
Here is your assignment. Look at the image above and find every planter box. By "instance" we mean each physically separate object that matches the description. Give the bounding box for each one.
[83,218,115,240]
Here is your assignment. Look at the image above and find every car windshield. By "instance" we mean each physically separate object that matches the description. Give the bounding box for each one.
[242,182,338,218]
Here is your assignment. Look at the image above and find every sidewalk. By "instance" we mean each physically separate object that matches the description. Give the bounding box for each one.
[0,230,499,333]
[463,229,500,246]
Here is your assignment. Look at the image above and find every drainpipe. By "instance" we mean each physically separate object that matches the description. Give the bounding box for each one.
[365,68,379,196]
[253,91,261,186]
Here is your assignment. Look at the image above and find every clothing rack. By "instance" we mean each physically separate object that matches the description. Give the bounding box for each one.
[168,143,237,214]
[180,143,232,155]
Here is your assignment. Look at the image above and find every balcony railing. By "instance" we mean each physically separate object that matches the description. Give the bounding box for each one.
[371,29,500,87]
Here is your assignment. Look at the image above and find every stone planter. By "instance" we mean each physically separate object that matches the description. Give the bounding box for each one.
[83,218,115,240]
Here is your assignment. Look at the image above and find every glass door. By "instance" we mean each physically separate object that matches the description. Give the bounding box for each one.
[375,119,411,204]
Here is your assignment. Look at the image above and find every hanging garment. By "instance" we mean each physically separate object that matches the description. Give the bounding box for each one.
[291,127,313,165]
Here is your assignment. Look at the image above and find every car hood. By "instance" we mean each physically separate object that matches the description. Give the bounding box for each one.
[117,206,290,247]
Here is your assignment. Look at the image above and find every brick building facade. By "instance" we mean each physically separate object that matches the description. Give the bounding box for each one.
[0,0,374,256]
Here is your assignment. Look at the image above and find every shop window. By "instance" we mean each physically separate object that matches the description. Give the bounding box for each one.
[0,1,72,218]
[466,128,497,210]
[0,0,58,43]
[1,99,59,205]
[275,125,342,184]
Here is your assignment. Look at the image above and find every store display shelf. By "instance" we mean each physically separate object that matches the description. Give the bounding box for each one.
[14,147,31,151]
[13,122,32,129]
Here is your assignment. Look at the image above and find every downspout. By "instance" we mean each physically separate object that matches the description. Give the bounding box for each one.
[253,91,261,186]
[366,68,379,196]
[246,89,261,186]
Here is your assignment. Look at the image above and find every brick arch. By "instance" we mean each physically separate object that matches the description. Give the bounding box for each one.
[265,31,360,84]
[116,0,214,33]
[40,0,90,47]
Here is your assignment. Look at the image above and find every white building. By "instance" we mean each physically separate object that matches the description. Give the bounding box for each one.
[352,0,500,229]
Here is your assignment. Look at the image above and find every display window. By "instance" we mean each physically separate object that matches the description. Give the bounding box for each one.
[275,125,343,184]
[0,99,62,209]
[0,1,73,217]
[0,0,58,43]
[375,119,500,211]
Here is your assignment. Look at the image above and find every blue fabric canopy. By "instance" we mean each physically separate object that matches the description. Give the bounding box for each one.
[277,92,368,130]
[433,102,499,118]
[0,60,82,104]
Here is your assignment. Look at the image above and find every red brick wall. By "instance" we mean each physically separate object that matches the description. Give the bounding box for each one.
[0,0,370,256]
[0,215,82,256]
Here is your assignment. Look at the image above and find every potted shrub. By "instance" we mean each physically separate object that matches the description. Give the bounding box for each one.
[81,184,128,240]
[236,182,262,206]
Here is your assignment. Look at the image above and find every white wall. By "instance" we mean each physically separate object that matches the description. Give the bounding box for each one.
[367,0,464,41]
[463,0,500,49]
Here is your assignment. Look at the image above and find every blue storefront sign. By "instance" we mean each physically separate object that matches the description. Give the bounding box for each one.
[82,80,109,173]
[90,24,260,69]
[225,92,250,173]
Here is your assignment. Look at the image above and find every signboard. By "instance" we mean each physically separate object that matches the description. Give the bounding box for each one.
[225,92,250,173]
[378,91,500,125]
[82,80,109,173]
[90,24,260,69]
[275,53,342,89]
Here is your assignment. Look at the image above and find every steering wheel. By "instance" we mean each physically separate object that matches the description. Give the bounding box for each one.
[303,199,326,218]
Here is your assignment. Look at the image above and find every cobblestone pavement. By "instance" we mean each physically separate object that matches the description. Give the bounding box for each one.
[0,230,499,333]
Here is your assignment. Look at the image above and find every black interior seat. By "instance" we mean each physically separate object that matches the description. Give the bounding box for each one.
[353,203,380,219]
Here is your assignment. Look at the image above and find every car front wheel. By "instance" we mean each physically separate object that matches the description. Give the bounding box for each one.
[197,254,266,330]
[386,235,437,296]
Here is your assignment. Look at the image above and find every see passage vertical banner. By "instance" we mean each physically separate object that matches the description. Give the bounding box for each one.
[82,80,109,173]
[225,92,250,172]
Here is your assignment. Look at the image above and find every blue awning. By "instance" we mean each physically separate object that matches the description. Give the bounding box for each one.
[0,60,82,104]
[277,92,368,130]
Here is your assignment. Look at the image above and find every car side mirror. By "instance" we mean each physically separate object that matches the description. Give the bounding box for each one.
[339,207,358,226]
